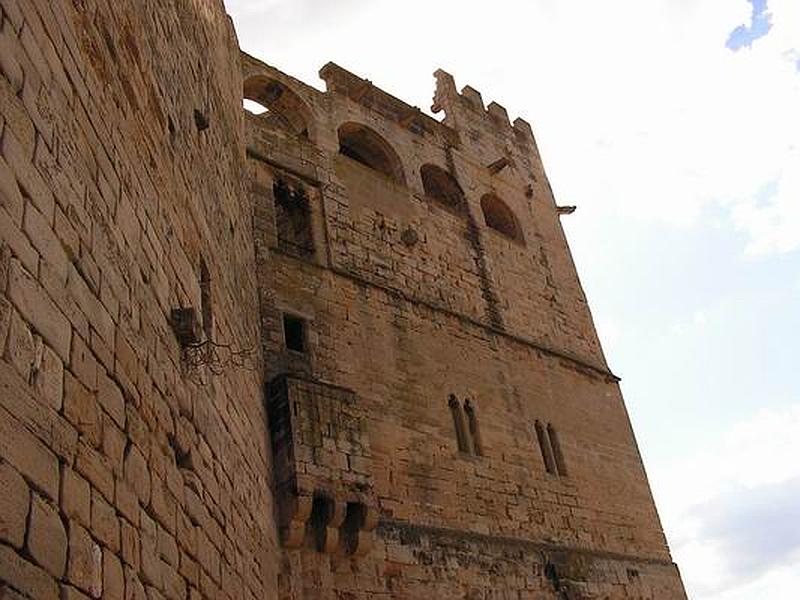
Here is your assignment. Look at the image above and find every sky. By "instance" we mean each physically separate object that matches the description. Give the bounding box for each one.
[224,1,800,597]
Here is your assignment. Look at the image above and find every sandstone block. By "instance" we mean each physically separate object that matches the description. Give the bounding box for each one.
[64,371,102,447]
[124,442,151,505]
[32,339,63,410]
[67,522,102,598]
[0,402,59,499]
[27,494,68,578]
[70,333,98,391]
[120,518,141,571]
[103,547,125,600]
[0,543,59,600]
[91,489,120,552]
[23,199,69,284]
[4,306,34,381]
[61,585,92,600]
[7,258,71,361]
[0,460,29,548]
[98,369,126,428]
[75,441,114,501]
[61,466,91,526]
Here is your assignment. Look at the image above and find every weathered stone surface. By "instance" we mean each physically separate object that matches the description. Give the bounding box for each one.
[0,461,29,548]
[0,543,59,600]
[27,494,68,578]
[103,548,125,600]
[61,467,91,527]
[67,523,102,598]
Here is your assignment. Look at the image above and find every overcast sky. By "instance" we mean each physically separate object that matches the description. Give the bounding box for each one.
[225,1,800,597]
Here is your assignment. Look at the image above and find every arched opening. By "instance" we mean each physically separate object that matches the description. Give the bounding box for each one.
[337,122,405,184]
[480,194,523,241]
[420,164,465,211]
[243,76,312,140]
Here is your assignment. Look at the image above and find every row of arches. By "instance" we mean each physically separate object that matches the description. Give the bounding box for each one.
[244,76,525,243]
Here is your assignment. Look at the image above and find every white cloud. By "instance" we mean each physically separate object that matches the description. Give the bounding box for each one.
[653,404,800,598]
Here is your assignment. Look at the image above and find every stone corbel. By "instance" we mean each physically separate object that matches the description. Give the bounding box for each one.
[318,500,347,554]
[279,492,313,549]
[349,504,379,557]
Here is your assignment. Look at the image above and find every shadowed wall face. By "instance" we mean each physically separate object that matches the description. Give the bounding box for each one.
[0,2,279,599]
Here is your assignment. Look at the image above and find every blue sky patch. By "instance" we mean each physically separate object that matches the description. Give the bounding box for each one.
[727,0,773,51]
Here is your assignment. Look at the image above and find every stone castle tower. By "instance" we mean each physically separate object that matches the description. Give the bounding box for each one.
[0,1,685,599]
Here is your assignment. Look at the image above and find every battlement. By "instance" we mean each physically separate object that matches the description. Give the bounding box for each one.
[433,68,536,146]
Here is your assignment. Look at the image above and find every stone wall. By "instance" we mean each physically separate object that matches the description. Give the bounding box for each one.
[0,1,279,599]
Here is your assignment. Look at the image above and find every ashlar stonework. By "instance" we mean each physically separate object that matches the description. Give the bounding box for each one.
[0,0,686,598]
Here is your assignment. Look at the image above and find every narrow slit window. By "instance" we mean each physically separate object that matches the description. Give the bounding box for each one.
[548,423,568,476]
[199,257,213,343]
[535,420,557,475]
[283,314,306,353]
[448,395,471,454]
[464,399,483,456]
[308,493,334,552]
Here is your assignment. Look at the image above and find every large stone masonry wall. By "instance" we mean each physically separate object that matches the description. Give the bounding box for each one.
[245,53,686,598]
[243,55,608,371]
[0,1,279,599]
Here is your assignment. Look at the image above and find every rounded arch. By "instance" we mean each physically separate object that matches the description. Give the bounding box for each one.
[243,75,312,140]
[337,122,405,184]
[420,164,465,212]
[480,194,523,242]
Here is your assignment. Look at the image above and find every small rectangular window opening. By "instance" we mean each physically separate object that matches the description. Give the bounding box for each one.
[283,314,306,353]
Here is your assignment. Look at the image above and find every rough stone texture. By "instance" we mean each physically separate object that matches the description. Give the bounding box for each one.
[244,53,688,598]
[0,461,29,548]
[0,0,685,598]
[26,494,68,578]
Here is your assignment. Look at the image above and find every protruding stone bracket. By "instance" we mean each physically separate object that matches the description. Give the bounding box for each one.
[278,491,313,549]
[487,156,514,175]
[556,205,577,216]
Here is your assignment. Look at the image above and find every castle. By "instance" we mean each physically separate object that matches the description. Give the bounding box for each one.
[0,1,686,598]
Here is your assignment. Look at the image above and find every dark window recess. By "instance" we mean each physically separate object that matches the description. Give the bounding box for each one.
[421,164,466,212]
[337,122,405,184]
[273,180,314,257]
[480,193,523,242]
[535,420,557,475]
[283,314,306,353]
[535,420,567,477]
[448,395,470,454]
[309,494,334,552]
[340,502,367,555]
[199,258,213,343]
